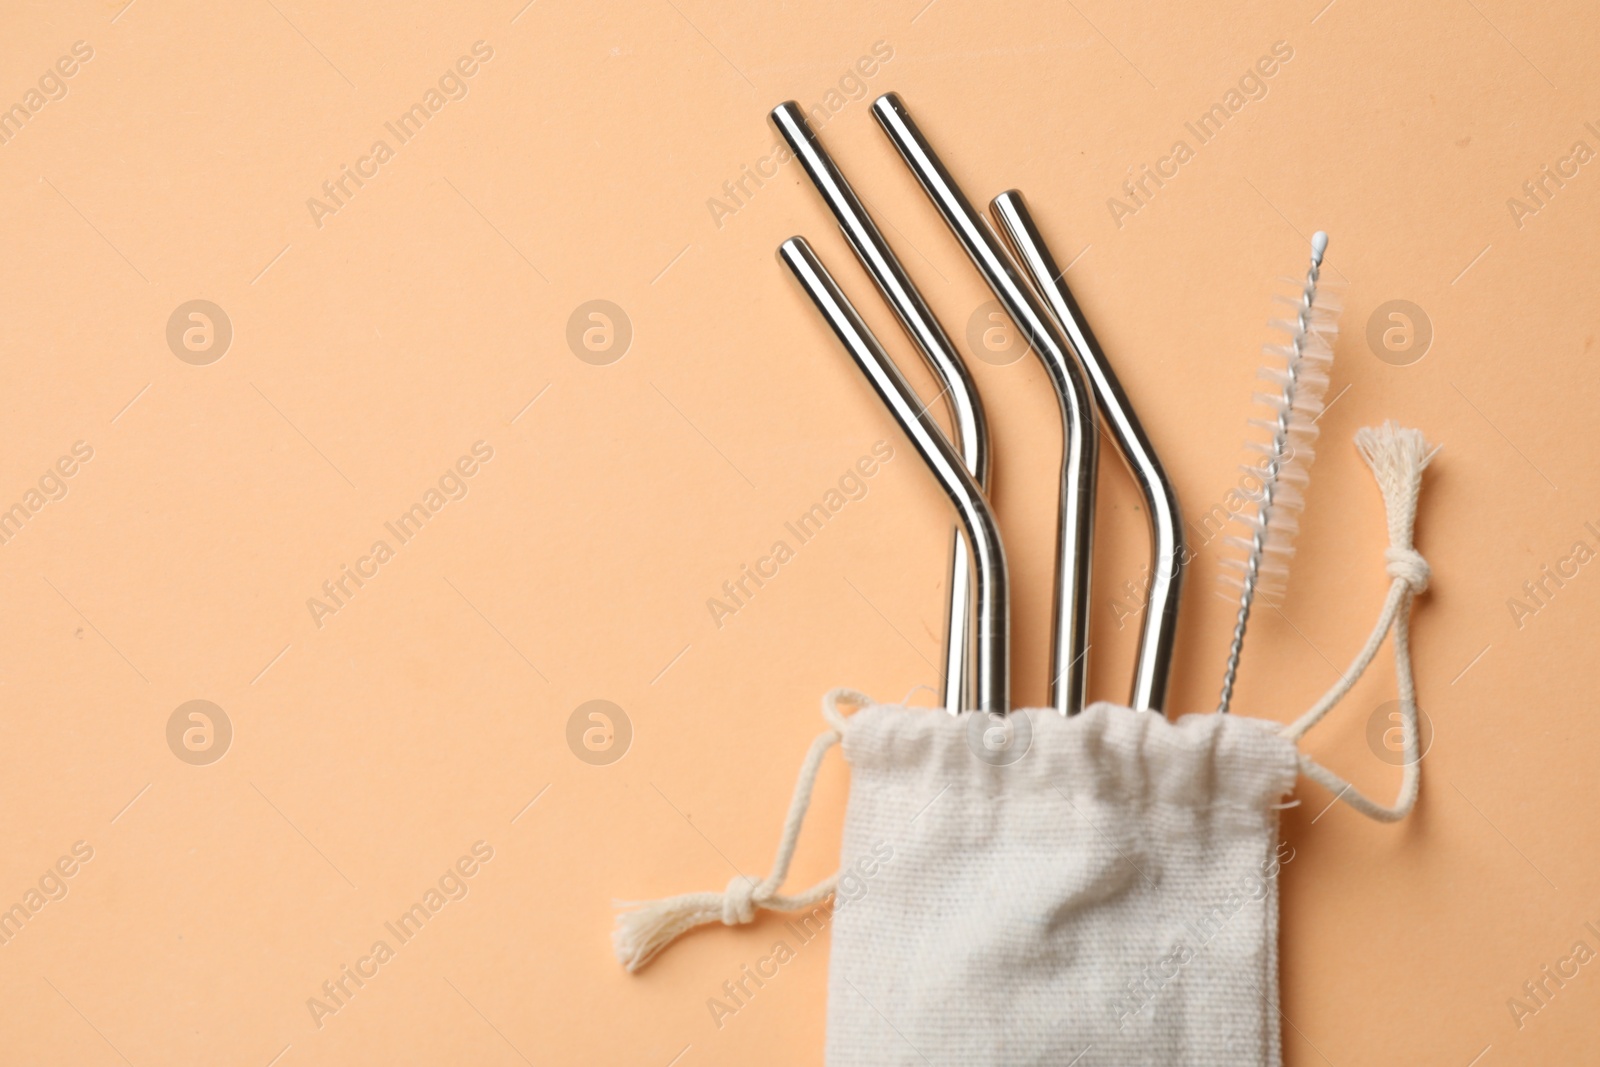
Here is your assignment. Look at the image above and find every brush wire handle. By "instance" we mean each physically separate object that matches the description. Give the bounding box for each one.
[1217,233,1331,715]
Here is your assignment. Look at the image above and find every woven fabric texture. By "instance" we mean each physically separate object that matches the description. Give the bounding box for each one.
[826,702,1300,1067]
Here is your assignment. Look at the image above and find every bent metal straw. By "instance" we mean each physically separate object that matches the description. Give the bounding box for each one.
[770,101,991,716]
[991,190,1186,712]
[871,91,1098,716]
[778,236,1009,717]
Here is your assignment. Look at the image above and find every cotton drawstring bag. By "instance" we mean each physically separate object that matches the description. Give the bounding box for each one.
[614,423,1434,1066]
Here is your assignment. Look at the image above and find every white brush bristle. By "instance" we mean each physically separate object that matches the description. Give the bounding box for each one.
[1215,268,1343,606]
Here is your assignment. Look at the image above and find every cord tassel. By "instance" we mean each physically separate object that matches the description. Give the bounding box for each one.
[612,690,861,972]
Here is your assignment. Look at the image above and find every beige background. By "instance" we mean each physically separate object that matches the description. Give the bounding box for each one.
[1,0,1597,1063]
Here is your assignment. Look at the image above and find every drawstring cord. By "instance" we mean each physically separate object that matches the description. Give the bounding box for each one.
[610,689,864,972]
[1280,421,1438,822]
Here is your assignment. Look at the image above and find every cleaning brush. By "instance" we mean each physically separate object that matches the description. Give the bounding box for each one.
[1216,231,1342,714]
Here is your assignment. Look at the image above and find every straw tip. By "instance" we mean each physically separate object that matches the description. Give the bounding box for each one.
[1311,231,1329,263]
[775,236,813,268]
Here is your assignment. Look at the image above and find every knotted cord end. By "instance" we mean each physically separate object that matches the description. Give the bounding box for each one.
[611,875,766,973]
[721,874,758,926]
[1384,546,1430,595]
[612,697,863,972]
[1354,421,1439,591]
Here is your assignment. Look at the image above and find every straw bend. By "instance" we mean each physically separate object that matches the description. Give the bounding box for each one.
[778,236,1011,716]
[990,191,1185,712]
[870,91,1096,715]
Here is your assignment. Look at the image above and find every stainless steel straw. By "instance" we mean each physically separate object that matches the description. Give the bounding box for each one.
[779,236,1010,716]
[769,101,991,716]
[870,92,1096,716]
[990,192,1186,712]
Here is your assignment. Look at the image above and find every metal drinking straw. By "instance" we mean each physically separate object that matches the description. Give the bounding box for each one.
[871,92,1096,715]
[990,191,1185,712]
[779,236,1010,716]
